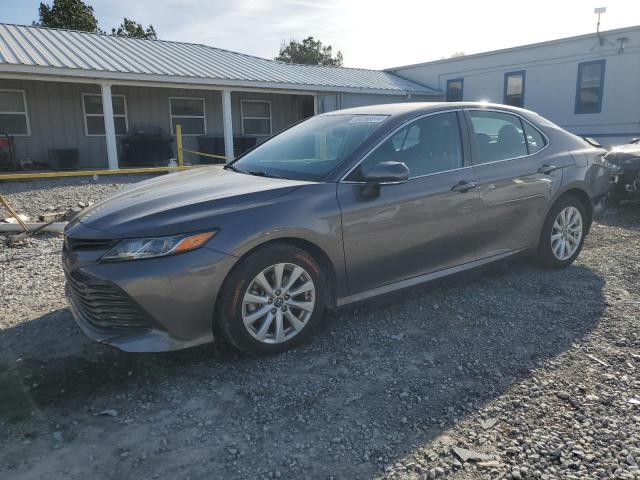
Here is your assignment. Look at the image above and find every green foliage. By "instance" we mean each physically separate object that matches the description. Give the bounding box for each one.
[34,0,100,32]
[275,37,343,66]
[112,18,157,40]
[34,1,158,40]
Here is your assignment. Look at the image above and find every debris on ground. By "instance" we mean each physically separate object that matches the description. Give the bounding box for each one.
[479,417,498,430]
[2,213,30,224]
[452,447,494,462]
[586,353,610,367]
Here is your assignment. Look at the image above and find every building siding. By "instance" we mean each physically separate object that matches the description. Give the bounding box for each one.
[390,26,640,147]
[0,79,313,167]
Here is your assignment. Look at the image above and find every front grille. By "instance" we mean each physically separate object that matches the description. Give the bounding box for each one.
[64,236,116,252]
[65,270,151,330]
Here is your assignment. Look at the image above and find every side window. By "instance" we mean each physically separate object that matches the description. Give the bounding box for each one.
[349,112,463,180]
[522,121,546,154]
[469,110,527,163]
[391,124,419,151]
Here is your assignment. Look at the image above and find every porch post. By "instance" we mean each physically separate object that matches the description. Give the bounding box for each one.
[221,89,234,163]
[100,82,119,170]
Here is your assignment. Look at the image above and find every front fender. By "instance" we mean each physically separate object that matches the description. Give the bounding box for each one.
[203,183,348,298]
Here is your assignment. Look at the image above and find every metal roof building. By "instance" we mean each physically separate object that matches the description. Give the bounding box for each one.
[0,24,438,171]
[0,24,435,95]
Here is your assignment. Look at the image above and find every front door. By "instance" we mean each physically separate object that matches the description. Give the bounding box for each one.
[465,109,566,257]
[337,111,481,295]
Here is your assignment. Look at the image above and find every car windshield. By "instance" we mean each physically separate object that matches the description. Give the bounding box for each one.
[229,114,389,181]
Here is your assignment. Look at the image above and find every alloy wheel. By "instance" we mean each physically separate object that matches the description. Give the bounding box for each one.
[242,263,316,344]
[551,206,583,260]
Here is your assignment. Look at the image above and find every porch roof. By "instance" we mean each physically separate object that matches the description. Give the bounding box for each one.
[0,24,438,96]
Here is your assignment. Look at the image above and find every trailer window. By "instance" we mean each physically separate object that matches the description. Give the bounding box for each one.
[575,60,605,114]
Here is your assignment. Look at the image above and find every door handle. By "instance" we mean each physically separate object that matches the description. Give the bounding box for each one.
[538,164,558,174]
[451,180,478,192]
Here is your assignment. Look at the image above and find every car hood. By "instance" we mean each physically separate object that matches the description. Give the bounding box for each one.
[68,167,314,238]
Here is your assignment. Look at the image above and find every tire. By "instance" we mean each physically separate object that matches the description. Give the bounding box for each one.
[215,243,327,356]
[534,194,588,269]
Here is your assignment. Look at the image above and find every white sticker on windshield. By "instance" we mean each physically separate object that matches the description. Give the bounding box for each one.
[347,115,388,124]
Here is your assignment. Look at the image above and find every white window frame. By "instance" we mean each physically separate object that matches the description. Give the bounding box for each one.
[82,93,128,137]
[169,96,206,136]
[0,89,31,137]
[241,99,272,136]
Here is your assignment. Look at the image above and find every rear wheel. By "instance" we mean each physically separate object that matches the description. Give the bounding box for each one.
[535,195,588,268]
[216,243,327,355]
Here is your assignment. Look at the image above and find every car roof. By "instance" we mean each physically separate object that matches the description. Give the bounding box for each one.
[321,101,534,117]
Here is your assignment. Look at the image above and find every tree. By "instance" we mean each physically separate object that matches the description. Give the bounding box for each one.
[112,18,157,40]
[275,37,343,66]
[34,0,100,32]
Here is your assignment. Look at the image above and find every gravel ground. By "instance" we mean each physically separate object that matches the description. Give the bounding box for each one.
[0,177,639,480]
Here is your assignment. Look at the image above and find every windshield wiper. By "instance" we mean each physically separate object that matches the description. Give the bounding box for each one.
[224,164,249,174]
[224,164,283,179]
[245,170,283,179]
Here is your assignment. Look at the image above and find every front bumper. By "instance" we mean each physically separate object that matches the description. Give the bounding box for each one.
[63,243,238,353]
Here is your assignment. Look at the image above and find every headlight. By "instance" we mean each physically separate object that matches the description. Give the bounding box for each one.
[604,160,623,173]
[600,156,623,173]
[101,231,216,262]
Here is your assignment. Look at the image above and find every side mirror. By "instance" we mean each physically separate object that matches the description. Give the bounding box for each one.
[361,161,410,197]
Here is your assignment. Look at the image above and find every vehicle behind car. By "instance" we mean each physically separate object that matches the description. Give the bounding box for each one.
[603,138,640,205]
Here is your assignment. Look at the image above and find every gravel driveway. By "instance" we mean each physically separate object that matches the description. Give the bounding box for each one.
[1,176,639,480]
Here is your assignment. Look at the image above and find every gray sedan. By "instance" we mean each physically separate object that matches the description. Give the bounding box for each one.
[62,103,610,355]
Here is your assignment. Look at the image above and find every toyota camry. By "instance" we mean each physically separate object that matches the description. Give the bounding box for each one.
[62,103,610,355]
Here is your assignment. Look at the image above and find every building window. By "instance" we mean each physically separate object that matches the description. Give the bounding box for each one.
[0,89,30,136]
[82,93,128,136]
[575,60,605,114]
[169,97,206,135]
[504,71,525,107]
[241,100,272,136]
[446,78,463,102]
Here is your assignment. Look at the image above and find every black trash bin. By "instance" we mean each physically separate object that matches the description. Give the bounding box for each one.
[121,127,174,167]
[48,148,80,170]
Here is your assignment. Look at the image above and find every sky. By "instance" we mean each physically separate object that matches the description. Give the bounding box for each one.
[2,0,640,69]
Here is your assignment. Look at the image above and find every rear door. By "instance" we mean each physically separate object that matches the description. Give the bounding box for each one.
[465,109,563,257]
[337,110,481,294]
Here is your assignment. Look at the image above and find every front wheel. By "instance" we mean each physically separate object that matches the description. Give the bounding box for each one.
[535,195,588,269]
[216,243,327,356]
